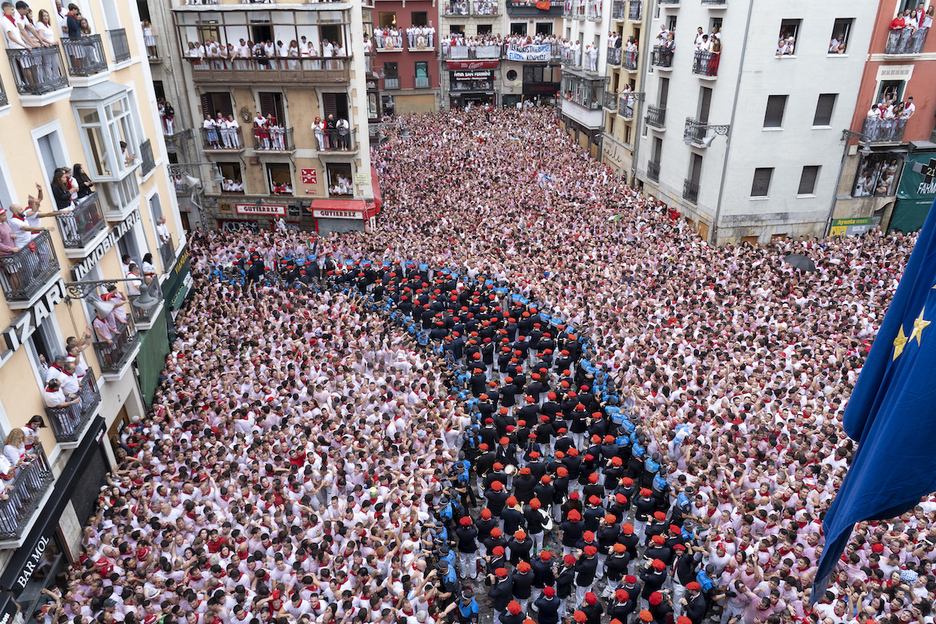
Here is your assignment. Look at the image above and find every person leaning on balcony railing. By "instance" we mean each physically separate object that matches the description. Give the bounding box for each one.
[0,208,20,257]
[22,416,44,452]
[100,284,129,328]
[43,376,80,412]
[65,328,92,382]
[7,202,53,250]
[156,216,170,246]
[1,1,41,87]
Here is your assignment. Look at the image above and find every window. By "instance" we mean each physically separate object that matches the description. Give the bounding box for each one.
[652,137,662,164]
[37,132,67,181]
[624,124,632,145]
[658,77,669,108]
[412,11,428,26]
[697,87,712,125]
[217,162,244,193]
[535,22,552,36]
[0,147,13,211]
[523,66,545,83]
[710,17,722,36]
[258,92,285,125]
[813,93,837,126]
[477,24,492,35]
[689,153,703,185]
[667,16,677,32]
[378,12,396,28]
[876,81,904,107]
[830,18,852,54]
[798,166,820,195]
[382,62,398,78]
[75,97,141,180]
[777,19,800,56]
[763,95,788,128]
[450,25,465,35]
[751,167,773,197]
[506,69,517,81]
[267,163,293,195]
[326,163,353,197]
[25,311,64,390]
[148,192,163,222]
[511,22,527,36]
[200,92,233,120]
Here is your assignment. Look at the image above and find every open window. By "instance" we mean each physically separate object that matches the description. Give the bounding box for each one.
[73,89,143,181]
[829,18,852,54]
[217,162,244,194]
[267,163,293,195]
[326,163,353,197]
[777,19,801,56]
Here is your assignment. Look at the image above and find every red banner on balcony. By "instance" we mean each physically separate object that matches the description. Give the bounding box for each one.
[446,60,499,70]
[536,1,551,9]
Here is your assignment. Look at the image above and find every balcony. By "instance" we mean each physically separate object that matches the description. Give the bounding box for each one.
[623,49,638,71]
[628,0,642,20]
[252,126,296,152]
[146,34,161,62]
[472,0,498,15]
[647,160,660,183]
[860,118,907,144]
[442,45,501,59]
[317,130,359,161]
[684,117,708,145]
[701,0,727,6]
[186,57,351,87]
[129,278,163,329]
[45,370,101,444]
[607,47,622,66]
[586,0,601,19]
[99,176,141,221]
[0,442,53,541]
[56,192,108,258]
[0,230,61,309]
[108,29,131,63]
[646,105,666,129]
[202,126,245,153]
[613,0,626,19]
[139,139,156,177]
[885,28,928,55]
[159,236,176,271]
[444,1,471,15]
[683,179,700,204]
[0,76,6,107]
[652,46,673,69]
[6,46,70,105]
[659,0,678,5]
[561,48,583,69]
[604,91,618,111]
[414,74,431,88]
[93,320,139,379]
[384,76,400,89]
[692,49,719,77]
[618,94,636,119]
[61,35,108,77]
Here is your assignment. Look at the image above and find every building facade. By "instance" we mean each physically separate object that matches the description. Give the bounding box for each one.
[601,0,649,182]
[558,0,610,157]
[372,0,440,115]
[142,0,376,235]
[501,0,564,108]
[439,0,505,108]
[634,0,874,245]
[0,0,189,617]
[830,0,936,237]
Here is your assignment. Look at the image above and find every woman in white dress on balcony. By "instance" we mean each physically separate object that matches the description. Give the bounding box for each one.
[287,40,300,70]
[79,19,99,67]
[35,10,59,83]
[142,20,156,58]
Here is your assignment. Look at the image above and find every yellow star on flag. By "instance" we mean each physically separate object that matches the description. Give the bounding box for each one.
[910,307,931,346]
[893,325,908,360]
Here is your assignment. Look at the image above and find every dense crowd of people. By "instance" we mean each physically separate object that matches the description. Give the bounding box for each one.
[42,106,936,624]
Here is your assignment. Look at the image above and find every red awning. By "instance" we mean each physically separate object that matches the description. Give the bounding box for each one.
[446,60,499,70]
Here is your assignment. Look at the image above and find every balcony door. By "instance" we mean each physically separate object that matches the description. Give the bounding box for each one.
[689,153,703,186]
[658,77,669,109]
[697,86,711,125]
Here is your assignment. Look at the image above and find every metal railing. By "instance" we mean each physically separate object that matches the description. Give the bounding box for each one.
[160,236,175,271]
[683,179,700,204]
[140,139,156,176]
[701,0,727,4]
[6,45,69,95]
[0,76,6,106]
[45,370,100,443]
[252,126,295,151]
[618,94,636,118]
[145,33,160,60]
[647,160,660,182]
[56,192,106,249]
[384,76,400,89]
[646,105,666,128]
[442,45,501,59]
[652,45,673,68]
[320,127,356,152]
[0,441,52,540]
[561,47,582,68]
[885,27,928,55]
[472,0,498,14]
[415,74,430,88]
[92,320,138,375]
[659,0,679,4]
[629,0,642,20]
[586,0,601,19]
[607,47,622,66]
[61,35,108,76]
[861,117,907,143]
[684,118,708,144]
[692,49,719,76]
[623,49,638,70]
[108,29,131,63]
[186,57,351,85]
[612,0,627,19]
[604,91,618,110]
[0,230,60,303]
[202,125,244,151]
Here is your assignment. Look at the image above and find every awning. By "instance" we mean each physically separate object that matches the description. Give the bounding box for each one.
[446,60,499,70]
[0,417,105,597]
[310,199,368,211]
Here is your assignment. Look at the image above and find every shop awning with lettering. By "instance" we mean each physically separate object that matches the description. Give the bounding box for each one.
[446,60,499,70]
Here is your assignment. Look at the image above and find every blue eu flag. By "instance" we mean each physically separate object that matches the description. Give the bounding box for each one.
[814,198,936,599]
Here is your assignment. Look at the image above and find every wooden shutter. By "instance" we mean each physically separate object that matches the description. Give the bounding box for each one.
[259,92,276,119]
[322,93,338,120]
[215,93,234,119]
[201,93,212,117]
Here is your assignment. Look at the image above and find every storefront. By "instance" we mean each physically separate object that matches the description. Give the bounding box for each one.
[0,418,109,620]
[446,60,499,109]
[889,150,936,233]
